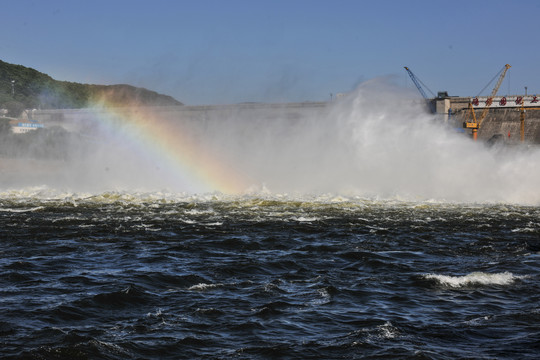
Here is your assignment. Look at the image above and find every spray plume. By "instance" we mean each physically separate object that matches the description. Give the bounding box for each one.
[1,78,539,204]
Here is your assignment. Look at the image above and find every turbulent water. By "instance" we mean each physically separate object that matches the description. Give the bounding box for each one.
[1,190,539,359]
[2,81,540,358]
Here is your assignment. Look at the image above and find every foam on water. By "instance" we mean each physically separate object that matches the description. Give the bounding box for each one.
[0,206,44,213]
[423,271,524,288]
[188,283,221,291]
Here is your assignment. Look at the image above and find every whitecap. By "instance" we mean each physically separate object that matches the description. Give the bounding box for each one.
[185,209,215,215]
[511,227,537,233]
[0,206,44,213]
[376,321,400,339]
[423,271,523,288]
[188,283,220,291]
[292,216,319,222]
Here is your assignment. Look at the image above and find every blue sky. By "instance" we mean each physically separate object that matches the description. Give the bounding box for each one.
[2,0,539,105]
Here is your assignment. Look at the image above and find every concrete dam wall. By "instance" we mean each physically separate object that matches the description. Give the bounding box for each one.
[434,96,540,143]
[28,98,540,144]
[29,102,327,133]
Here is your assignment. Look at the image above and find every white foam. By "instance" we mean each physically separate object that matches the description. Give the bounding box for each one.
[377,321,399,339]
[0,206,44,213]
[188,283,220,291]
[292,216,319,222]
[511,227,537,233]
[424,271,523,288]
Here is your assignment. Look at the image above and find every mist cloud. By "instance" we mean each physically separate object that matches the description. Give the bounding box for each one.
[2,78,540,204]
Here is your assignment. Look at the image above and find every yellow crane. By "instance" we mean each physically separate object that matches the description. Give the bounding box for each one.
[518,102,540,142]
[463,64,511,140]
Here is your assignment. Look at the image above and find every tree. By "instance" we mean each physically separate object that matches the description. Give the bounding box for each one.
[0,118,10,134]
[4,101,25,117]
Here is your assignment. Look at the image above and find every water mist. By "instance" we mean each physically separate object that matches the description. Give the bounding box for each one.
[1,78,540,204]
[198,77,540,204]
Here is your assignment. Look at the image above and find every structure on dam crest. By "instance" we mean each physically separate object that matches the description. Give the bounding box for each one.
[433,94,540,143]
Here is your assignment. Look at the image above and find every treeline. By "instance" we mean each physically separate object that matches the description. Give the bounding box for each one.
[0,59,183,117]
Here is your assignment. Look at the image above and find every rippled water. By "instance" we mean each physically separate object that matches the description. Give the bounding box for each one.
[1,190,539,359]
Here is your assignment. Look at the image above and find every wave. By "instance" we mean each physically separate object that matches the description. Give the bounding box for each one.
[188,283,222,291]
[422,271,525,288]
[0,206,44,213]
[1,186,539,220]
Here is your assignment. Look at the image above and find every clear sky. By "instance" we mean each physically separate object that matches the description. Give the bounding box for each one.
[2,0,539,105]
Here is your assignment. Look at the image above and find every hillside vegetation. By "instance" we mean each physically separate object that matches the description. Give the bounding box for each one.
[0,59,183,117]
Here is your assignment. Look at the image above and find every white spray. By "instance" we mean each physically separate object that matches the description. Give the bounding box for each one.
[1,78,540,204]
[205,78,540,204]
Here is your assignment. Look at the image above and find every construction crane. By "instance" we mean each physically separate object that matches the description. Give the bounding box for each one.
[463,64,511,140]
[404,67,436,113]
[518,102,540,142]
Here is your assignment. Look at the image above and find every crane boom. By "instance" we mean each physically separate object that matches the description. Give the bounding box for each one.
[404,67,436,113]
[476,64,511,127]
[464,64,511,140]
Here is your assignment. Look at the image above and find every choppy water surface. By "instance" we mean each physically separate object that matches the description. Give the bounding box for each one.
[1,190,539,359]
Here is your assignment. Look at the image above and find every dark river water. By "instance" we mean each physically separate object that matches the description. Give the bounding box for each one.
[1,191,539,359]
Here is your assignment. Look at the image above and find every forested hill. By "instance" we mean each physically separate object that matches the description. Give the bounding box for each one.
[0,59,183,116]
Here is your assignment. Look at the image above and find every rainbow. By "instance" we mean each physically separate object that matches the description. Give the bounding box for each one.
[90,99,250,194]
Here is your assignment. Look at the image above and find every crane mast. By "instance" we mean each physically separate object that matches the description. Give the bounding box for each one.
[518,104,540,142]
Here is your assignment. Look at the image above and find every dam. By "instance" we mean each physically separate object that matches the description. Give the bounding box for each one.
[26,95,540,144]
[27,102,327,132]
[432,94,540,143]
